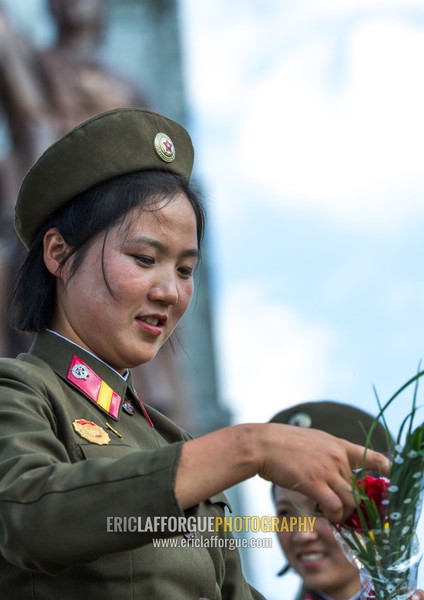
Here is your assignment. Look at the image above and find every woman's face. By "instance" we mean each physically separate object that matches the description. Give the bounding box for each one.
[274,486,360,600]
[50,193,198,373]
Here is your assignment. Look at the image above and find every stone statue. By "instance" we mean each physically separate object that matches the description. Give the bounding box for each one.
[0,0,146,221]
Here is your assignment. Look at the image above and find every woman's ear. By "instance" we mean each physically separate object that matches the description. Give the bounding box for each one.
[43,228,70,279]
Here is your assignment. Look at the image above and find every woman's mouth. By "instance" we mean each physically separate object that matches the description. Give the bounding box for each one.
[136,315,167,335]
[298,552,326,566]
[143,316,160,326]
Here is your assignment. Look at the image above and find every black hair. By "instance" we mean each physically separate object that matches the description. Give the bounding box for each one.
[9,169,205,333]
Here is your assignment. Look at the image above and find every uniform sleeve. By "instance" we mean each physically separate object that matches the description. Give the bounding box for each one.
[0,359,187,575]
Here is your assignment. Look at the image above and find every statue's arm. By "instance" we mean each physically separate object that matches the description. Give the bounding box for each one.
[0,8,52,159]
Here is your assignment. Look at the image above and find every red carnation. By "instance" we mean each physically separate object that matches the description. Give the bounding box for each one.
[342,476,390,532]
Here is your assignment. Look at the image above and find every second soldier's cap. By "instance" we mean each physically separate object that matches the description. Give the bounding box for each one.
[270,400,391,453]
[15,107,194,247]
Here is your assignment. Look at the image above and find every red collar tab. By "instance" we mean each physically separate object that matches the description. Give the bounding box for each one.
[67,355,121,421]
[131,389,154,428]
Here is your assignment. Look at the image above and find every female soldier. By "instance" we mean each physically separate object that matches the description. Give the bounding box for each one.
[0,108,388,598]
[270,401,423,600]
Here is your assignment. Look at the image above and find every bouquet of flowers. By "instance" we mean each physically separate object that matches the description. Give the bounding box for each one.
[335,370,424,600]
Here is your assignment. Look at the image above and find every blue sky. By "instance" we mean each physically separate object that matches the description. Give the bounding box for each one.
[180,1,424,597]
[180,0,424,425]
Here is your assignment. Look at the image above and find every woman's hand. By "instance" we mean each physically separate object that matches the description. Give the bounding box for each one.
[175,422,389,523]
[256,422,389,522]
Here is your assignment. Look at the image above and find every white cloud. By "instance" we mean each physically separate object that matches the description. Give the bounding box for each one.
[307,0,424,10]
[234,19,424,233]
[216,281,336,423]
[182,0,424,234]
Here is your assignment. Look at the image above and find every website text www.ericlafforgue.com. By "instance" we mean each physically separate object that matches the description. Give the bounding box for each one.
[152,535,273,550]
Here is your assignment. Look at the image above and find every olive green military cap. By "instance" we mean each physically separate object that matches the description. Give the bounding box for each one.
[15,107,194,247]
[270,400,391,452]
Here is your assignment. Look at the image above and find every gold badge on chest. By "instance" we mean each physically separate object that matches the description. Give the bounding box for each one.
[72,419,111,445]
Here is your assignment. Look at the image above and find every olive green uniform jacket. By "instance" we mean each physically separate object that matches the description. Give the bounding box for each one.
[0,331,265,600]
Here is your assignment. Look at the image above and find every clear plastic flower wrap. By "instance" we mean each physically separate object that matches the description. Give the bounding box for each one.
[335,370,424,600]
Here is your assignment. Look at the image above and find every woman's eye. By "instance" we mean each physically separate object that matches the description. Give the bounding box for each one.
[134,255,154,266]
[178,266,193,278]
[277,510,290,519]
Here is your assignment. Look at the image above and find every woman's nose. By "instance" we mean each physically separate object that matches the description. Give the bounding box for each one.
[148,277,179,306]
[291,522,319,543]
